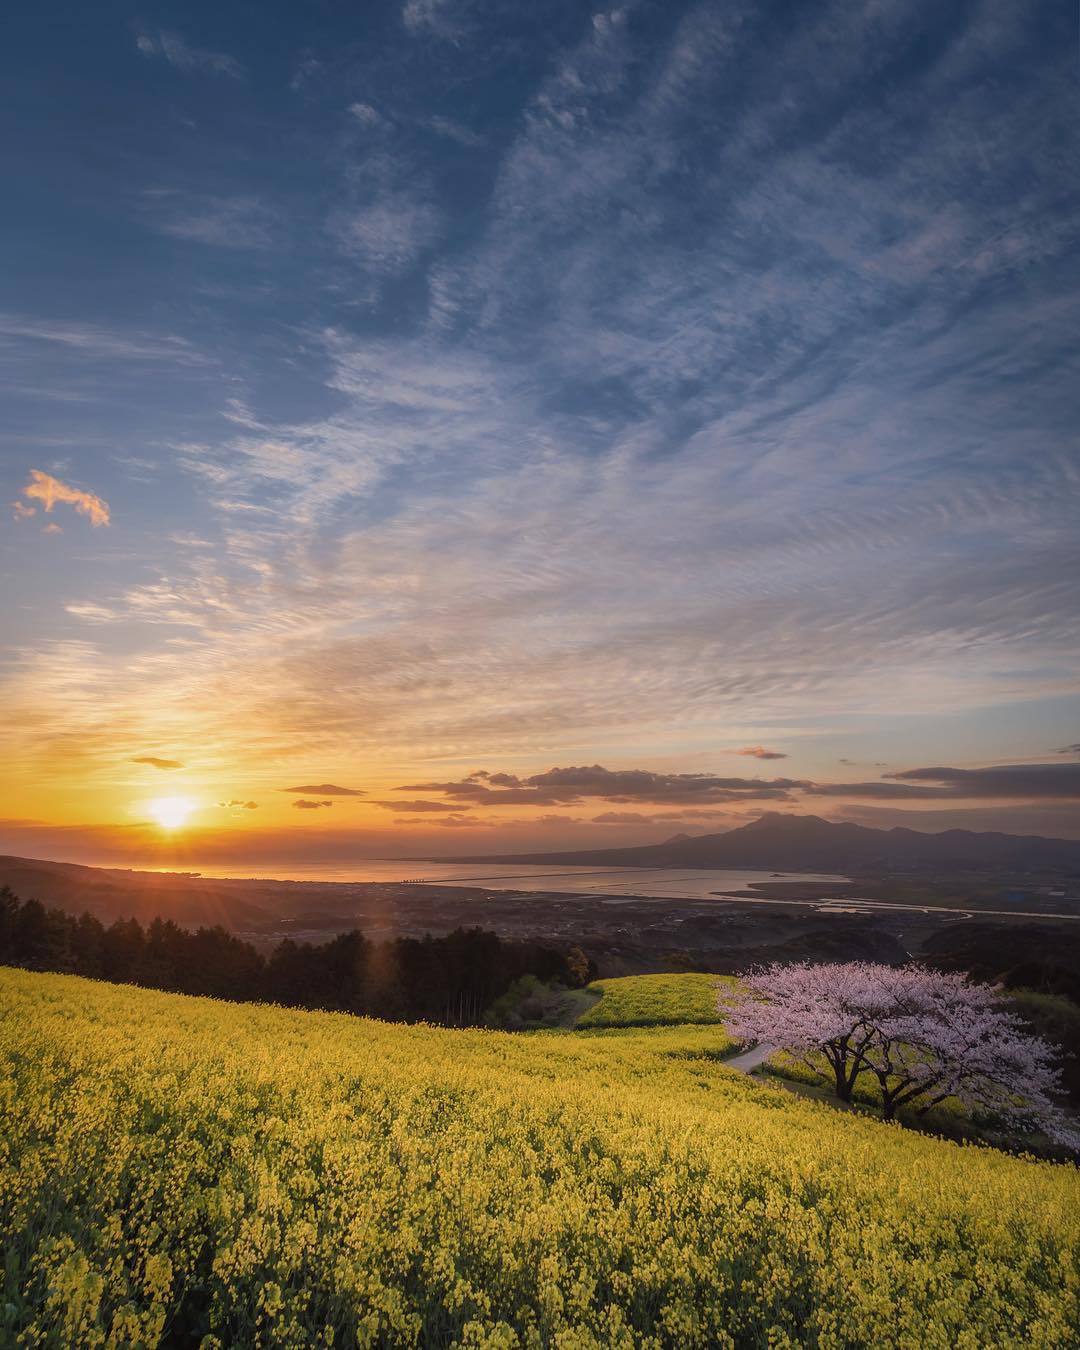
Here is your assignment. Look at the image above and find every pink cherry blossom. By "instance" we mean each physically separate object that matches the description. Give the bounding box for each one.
[721,961,1078,1147]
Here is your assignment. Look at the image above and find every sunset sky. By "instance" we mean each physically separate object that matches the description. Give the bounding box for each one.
[2,0,1078,868]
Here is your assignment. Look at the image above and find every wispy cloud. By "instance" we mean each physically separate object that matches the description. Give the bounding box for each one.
[134,29,244,79]
[885,763,1080,799]
[281,784,365,796]
[428,115,484,148]
[0,313,198,363]
[132,756,184,770]
[401,0,461,39]
[734,746,787,761]
[143,194,274,250]
[329,194,440,275]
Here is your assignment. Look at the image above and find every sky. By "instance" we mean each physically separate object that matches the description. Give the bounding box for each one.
[1,0,1078,869]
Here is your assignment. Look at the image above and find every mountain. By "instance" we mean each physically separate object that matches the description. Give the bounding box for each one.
[446,812,1080,872]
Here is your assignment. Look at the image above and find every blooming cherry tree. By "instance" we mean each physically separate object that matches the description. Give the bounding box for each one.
[722,961,1078,1146]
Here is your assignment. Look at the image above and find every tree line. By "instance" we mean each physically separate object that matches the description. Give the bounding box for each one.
[0,887,594,1026]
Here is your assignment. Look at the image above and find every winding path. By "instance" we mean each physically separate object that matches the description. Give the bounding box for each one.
[724,1041,776,1073]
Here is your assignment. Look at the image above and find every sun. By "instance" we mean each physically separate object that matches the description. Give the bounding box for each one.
[146,796,196,831]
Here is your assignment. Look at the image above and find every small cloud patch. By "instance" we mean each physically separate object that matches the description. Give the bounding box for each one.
[21,470,110,527]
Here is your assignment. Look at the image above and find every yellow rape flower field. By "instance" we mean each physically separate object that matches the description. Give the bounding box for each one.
[2,968,1079,1348]
[576,973,735,1029]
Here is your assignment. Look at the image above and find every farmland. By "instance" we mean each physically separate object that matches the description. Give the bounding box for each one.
[2,967,1080,1346]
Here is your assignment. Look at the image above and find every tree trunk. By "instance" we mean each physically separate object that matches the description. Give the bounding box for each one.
[825,1039,855,1101]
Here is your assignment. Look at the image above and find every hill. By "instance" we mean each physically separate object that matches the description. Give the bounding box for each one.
[576,972,736,1029]
[0,853,275,929]
[449,811,1080,872]
[3,968,1078,1345]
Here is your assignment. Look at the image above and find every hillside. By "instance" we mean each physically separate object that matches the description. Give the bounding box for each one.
[0,853,276,929]
[450,811,1080,872]
[576,972,735,1029]
[3,969,1079,1345]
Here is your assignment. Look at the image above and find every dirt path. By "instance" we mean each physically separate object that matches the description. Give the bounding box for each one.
[724,1041,777,1073]
[726,1043,862,1113]
[553,987,602,1028]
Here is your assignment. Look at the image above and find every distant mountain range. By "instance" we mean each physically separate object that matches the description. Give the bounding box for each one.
[448,812,1080,872]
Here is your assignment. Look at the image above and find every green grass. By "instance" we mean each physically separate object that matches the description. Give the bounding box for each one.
[575,972,738,1030]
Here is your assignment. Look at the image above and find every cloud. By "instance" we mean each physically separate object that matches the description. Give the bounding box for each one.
[1056,744,1080,755]
[807,763,1080,800]
[389,812,488,827]
[375,799,463,812]
[42,522,63,535]
[884,763,1080,799]
[292,799,335,809]
[132,756,184,770]
[22,470,110,526]
[524,765,804,803]
[428,115,485,148]
[134,29,243,79]
[281,783,365,796]
[400,764,804,806]
[0,313,200,363]
[834,802,1080,839]
[398,781,572,806]
[347,102,382,126]
[64,603,117,623]
[805,781,947,800]
[329,194,440,275]
[401,0,460,38]
[590,808,747,827]
[218,799,258,809]
[405,759,1080,814]
[734,746,787,760]
[145,195,274,250]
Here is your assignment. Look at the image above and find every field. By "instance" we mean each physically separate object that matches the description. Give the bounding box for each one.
[3,969,1080,1347]
[575,973,736,1030]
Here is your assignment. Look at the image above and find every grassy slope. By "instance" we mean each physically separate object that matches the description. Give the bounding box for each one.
[575,972,737,1030]
[2,969,1080,1348]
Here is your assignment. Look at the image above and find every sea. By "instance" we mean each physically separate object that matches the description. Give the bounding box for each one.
[182,859,846,901]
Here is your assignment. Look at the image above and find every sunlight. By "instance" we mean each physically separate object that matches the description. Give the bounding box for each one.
[146,796,196,831]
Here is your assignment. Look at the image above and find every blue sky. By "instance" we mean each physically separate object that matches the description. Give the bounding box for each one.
[1,0,1078,861]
